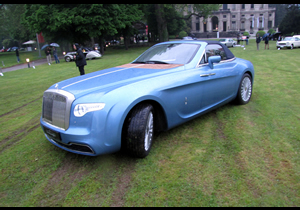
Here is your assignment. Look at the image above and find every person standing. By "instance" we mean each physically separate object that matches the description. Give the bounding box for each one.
[73,43,87,76]
[256,33,261,50]
[264,34,269,50]
[45,46,52,65]
[52,47,60,64]
[278,35,282,41]
[237,34,240,45]
[16,48,20,63]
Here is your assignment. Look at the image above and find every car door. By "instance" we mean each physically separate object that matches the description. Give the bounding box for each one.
[295,37,300,47]
[197,44,239,110]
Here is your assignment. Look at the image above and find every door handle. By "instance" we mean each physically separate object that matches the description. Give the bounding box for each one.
[200,73,216,77]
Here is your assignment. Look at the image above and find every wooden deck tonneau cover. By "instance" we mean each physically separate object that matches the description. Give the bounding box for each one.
[117,63,184,69]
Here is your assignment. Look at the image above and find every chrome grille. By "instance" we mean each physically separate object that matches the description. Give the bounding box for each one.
[42,89,75,130]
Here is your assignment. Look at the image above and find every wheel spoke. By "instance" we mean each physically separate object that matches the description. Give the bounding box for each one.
[241,77,252,102]
[144,112,153,151]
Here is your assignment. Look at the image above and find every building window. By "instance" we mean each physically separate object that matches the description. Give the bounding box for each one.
[251,4,254,9]
[259,21,263,28]
[196,23,200,31]
[242,4,245,9]
[232,21,236,30]
[223,4,227,10]
[268,21,272,29]
[223,15,226,18]
[232,15,236,18]
[269,13,272,17]
[241,21,245,29]
[232,4,236,10]
[260,4,263,8]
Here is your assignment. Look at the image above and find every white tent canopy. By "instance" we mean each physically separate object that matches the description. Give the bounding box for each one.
[23,40,36,45]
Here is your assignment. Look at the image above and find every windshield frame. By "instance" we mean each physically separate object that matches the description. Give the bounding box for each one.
[133,43,201,65]
[284,37,294,41]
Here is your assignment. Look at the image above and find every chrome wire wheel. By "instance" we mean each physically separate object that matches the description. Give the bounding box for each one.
[144,112,154,151]
[241,76,252,102]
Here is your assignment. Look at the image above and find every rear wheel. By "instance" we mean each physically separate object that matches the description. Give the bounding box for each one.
[235,73,252,105]
[123,104,154,158]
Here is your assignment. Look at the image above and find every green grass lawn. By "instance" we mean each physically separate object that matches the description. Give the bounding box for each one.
[0,40,299,207]
[0,48,65,69]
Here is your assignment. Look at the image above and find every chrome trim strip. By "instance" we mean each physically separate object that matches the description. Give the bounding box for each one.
[42,89,75,130]
[49,138,95,154]
[62,64,145,89]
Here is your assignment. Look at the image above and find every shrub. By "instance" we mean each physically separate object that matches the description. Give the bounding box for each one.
[268,28,275,34]
[169,35,176,39]
[256,30,265,37]
[178,31,188,39]
[243,31,250,36]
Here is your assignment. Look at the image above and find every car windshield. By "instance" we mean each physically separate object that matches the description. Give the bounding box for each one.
[284,37,293,41]
[133,43,200,65]
[219,39,226,42]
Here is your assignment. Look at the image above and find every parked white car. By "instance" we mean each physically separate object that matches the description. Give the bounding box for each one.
[276,36,300,49]
[219,38,236,47]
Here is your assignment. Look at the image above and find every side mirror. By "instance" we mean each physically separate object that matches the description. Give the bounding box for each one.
[208,55,221,69]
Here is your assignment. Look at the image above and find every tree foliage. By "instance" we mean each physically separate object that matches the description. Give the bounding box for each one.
[144,4,221,42]
[23,4,143,53]
[279,4,300,35]
[0,4,35,48]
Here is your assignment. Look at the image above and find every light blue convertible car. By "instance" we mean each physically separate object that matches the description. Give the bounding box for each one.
[40,40,254,158]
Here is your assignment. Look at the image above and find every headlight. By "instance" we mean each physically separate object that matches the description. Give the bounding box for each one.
[74,103,105,117]
[287,42,290,45]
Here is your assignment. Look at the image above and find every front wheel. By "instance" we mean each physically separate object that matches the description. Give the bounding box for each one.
[65,56,71,62]
[123,104,154,158]
[235,73,253,105]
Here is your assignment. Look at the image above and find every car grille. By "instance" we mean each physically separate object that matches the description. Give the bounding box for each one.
[42,89,75,130]
[279,43,286,46]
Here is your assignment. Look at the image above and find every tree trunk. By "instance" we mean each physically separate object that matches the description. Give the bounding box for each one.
[99,35,104,55]
[91,37,95,49]
[124,36,129,50]
[155,4,169,42]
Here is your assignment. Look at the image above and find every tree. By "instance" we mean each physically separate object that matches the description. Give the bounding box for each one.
[279,4,300,35]
[23,4,144,54]
[146,4,221,42]
[269,4,288,28]
[0,4,35,48]
[115,4,144,50]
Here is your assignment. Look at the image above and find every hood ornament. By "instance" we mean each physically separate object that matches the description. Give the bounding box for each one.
[55,84,58,90]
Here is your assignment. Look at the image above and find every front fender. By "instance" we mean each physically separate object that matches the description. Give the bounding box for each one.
[100,89,166,148]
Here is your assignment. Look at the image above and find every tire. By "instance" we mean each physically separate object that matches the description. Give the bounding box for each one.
[65,56,71,62]
[235,73,252,105]
[123,104,154,158]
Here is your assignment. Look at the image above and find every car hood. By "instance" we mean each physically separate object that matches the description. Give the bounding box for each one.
[277,40,293,43]
[50,63,184,98]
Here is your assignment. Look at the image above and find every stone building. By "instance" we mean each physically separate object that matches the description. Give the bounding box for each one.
[189,4,276,38]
